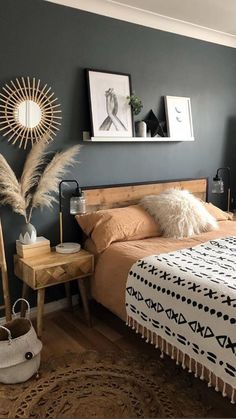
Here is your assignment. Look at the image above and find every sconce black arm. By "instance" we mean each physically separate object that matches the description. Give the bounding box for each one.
[59,180,80,212]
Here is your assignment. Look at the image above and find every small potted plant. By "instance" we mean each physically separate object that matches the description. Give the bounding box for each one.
[127,93,143,115]
[127,93,146,137]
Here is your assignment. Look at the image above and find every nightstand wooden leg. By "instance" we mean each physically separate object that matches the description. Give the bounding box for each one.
[21,283,30,317]
[78,280,91,327]
[64,282,73,310]
[37,288,45,338]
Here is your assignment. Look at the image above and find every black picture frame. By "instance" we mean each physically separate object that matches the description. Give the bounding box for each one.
[86,69,134,138]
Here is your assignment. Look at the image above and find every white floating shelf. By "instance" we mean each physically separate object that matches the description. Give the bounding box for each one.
[83,136,195,143]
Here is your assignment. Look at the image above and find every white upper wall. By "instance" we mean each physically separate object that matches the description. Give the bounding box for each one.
[46,0,236,48]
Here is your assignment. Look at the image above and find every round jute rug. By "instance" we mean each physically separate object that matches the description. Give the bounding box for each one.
[0,351,234,418]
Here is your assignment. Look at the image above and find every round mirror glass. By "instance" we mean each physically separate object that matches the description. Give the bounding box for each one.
[17,100,42,128]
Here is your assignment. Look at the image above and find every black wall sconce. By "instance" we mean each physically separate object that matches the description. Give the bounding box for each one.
[212,167,231,212]
[56,179,86,254]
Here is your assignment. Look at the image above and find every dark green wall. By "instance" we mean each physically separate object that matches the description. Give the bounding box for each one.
[0,0,236,305]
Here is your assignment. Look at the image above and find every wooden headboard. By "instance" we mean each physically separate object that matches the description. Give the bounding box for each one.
[82,178,208,212]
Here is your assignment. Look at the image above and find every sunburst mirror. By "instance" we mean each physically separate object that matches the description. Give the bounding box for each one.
[0,77,62,149]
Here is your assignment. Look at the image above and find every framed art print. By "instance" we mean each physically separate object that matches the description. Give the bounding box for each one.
[87,69,134,138]
[164,96,194,139]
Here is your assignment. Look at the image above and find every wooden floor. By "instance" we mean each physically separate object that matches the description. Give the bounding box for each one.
[37,303,235,418]
[40,302,158,361]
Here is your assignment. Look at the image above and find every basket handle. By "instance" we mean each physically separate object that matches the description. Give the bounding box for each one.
[0,325,12,344]
[12,298,31,318]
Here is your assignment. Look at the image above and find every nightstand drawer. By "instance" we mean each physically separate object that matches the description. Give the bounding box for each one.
[14,251,94,290]
[35,257,93,288]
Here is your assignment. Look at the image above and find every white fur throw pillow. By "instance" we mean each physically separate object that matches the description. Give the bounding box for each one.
[140,189,218,239]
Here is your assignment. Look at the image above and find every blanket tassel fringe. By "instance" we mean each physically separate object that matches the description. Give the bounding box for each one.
[126,315,236,404]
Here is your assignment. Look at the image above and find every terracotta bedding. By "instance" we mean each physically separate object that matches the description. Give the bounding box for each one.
[88,220,236,321]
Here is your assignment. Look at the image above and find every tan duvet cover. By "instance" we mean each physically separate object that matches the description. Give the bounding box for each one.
[89,220,236,321]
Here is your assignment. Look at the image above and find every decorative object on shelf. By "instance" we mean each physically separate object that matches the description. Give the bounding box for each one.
[86,69,134,138]
[135,121,147,137]
[212,167,232,212]
[0,299,42,384]
[19,223,37,245]
[0,140,80,241]
[144,110,165,137]
[164,96,194,139]
[55,179,84,254]
[127,93,143,115]
[0,77,62,149]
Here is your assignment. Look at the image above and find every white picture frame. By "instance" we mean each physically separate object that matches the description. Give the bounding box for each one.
[87,69,134,138]
[164,96,194,139]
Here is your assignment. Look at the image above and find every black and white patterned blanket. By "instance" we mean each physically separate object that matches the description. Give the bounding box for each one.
[126,237,236,390]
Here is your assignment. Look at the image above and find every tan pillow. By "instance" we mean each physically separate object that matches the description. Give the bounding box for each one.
[203,202,231,221]
[76,205,160,252]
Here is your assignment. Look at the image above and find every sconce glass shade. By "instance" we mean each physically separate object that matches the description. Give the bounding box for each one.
[70,194,86,214]
[212,178,224,194]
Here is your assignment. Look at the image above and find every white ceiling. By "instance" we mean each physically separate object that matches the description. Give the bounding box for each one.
[46,0,236,48]
[112,0,236,36]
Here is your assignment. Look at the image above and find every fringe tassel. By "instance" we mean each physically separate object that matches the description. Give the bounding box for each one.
[188,358,192,374]
[176,349,180,365]
[222,382,227,398]
[155,335,159,349]
[231,388,235,404]
[126,315,236,400]
[166,342,169,356]
[160,339,164,359]
[200,365,205,381]
[208,371,212,388]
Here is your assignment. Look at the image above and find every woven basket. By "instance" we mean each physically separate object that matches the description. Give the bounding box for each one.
[0,299,42,384]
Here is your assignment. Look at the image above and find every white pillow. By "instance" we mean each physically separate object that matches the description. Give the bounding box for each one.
[140,188,218,239]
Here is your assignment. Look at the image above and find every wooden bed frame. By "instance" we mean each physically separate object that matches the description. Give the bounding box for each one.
[83,177,208,212]
[81,177,235,402]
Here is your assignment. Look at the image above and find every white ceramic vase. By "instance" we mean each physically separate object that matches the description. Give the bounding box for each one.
[135,121,147,138]
[19,223,37,245]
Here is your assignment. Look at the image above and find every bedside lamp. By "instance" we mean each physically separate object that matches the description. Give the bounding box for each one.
[56,180,86,254]
[212,167,231,212]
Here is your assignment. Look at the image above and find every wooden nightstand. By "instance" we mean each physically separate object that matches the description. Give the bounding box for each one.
[14,249,94,337]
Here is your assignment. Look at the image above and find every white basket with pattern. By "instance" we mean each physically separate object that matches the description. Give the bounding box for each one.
[0,299,42,384]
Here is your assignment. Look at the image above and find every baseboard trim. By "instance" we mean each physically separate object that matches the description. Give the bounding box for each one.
[0,294,78,325]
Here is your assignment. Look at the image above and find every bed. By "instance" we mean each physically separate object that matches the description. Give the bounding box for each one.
[79,178,236,403]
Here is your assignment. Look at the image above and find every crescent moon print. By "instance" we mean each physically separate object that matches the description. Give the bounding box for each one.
[165,96,194,138]
[99,88,127,131]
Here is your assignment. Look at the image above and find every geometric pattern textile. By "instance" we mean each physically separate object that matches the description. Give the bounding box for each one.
[126,237,236,403]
